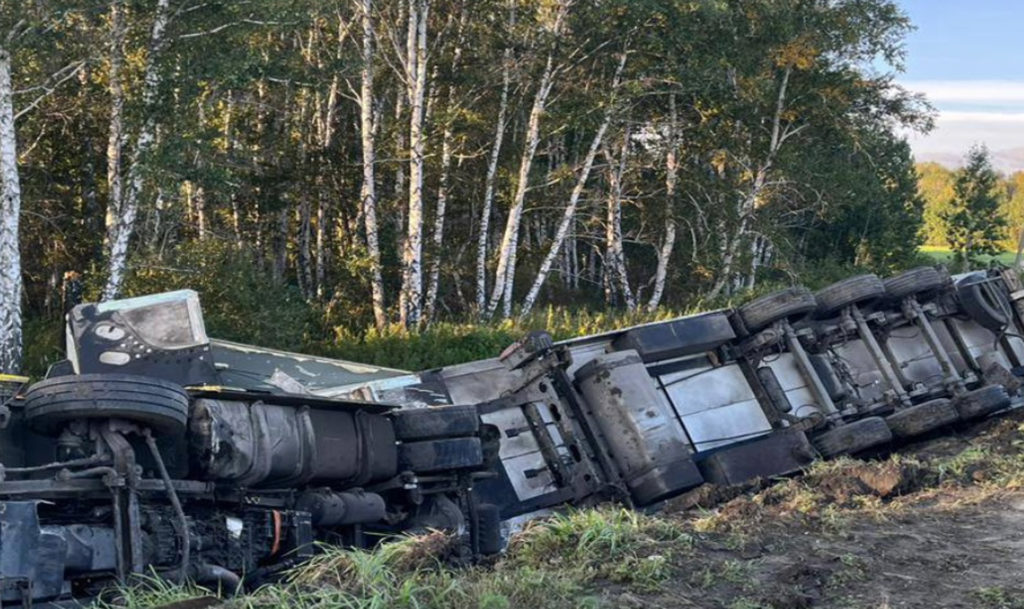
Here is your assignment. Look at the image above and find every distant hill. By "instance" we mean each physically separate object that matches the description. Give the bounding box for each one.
[916,147,1024,173]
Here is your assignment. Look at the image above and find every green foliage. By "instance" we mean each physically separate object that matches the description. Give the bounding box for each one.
[798,129,926,273]
[941,145,1009,271]
[315,306,682,371]
[119,240,314,351]
[20,250,914,378]
[21,317,64,379]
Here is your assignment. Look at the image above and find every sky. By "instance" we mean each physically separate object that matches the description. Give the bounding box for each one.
[897,0,1024,171]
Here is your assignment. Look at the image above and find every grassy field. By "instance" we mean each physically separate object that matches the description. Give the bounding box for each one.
[920,245,1019,266]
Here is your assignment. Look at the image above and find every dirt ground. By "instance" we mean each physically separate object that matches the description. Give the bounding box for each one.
[612,412,1024,609]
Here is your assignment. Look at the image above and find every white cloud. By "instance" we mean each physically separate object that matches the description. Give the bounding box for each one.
[938,111,1024,123]
[902,80,1024,104]
[899,80,1024,171]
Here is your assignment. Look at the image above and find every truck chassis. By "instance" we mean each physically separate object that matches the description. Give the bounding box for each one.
[1,265,1023,606]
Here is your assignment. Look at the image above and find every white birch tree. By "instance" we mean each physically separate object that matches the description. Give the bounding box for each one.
[0,43,22,372]
[474,0,514,315]
[646,92,678,312]
[399,0,429,328]
[604,124,635,310]
[104,0,125,249]
[519,50,627,318]
[103,0,172,301]
[357,0,386,330]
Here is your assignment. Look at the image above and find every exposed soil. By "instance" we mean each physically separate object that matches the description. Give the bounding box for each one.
[609,410,1024,609]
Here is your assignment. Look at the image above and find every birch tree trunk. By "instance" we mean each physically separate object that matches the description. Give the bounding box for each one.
[273,207,289,282]
[223,94,244,249]
[0,46,23,373]
[647,93,678,312]
[400,0,429,328]
[422,120,451,324]
[707,67,793,300]
[519,51,627,318]
[423,5,466,324]
[474,1,514,315]
[485,53,556,319]
[298,196,314,300]
[102,0,172,301]
[358,0,386,330]
[315,76,338,299]
[605,125,635,310]
[195,185,208,240]
[104,0,126,249]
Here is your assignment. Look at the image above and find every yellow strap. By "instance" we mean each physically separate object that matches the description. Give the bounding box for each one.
[0,374,29,384]
[186,384,224,392]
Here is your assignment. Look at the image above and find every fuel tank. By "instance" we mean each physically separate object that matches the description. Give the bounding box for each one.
[189,398,398,487]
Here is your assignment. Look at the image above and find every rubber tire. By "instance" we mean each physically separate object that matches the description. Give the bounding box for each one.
[24,373,188,436]
[884,266,945,300]
[391,405,480,441]
[885,398,958,439]
[813,417,892,458]
[956,273,1010,332]
[398,437,484,473]
[737,287,817,332]
[475,503,503,555]
[955,385,1011,421]
[814,274,886,318]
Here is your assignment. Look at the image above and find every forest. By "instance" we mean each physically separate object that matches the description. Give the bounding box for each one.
[0,0,942,375]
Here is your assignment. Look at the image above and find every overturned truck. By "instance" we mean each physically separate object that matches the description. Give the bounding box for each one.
[2,265,1024,605]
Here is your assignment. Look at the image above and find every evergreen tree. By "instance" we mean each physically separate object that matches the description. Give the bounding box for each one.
[942,145,1007,271]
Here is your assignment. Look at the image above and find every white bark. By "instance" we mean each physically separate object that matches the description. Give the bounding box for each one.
[358,0,386,329]
[298,196,314,300]
[103,0,172,301]
[0,47,23,373]
[708,67,794,300]
[400,0,429,328]
[224,94,244,249]
[605,125,635,310]
[195,185,207,240]
[519,52,627,318]
[423,119,452,323]
[474,1,514,315]
[647,93,678,312]
[424,6,466,324]
[485,53,557,319]
[104,0,126,249]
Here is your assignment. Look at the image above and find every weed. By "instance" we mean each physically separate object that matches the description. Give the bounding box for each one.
[972,586,1024,609]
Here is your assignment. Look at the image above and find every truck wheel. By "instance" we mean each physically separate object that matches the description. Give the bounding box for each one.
[398,437,484,473]
[884,266,945,300]
[391,405,480,441]
[24,374,188,436]
[737,287,817,332]
[885,398,958,438]
[955,385,1011,421]
[813,417,892,458]
[956,273,1010,332]
[814,274,885,318]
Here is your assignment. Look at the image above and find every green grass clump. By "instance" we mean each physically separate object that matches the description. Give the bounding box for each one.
[104,508,693,609]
